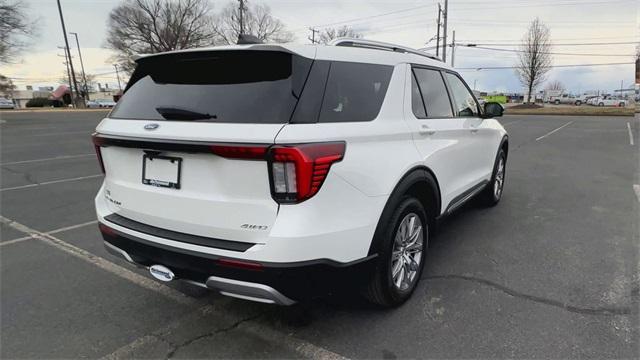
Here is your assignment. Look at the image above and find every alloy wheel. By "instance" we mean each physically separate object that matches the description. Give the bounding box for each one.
[391,213,424,291]
[494,157,505,199]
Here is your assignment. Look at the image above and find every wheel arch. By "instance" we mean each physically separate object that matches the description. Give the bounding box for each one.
[367,166,441,256]
[500,135,509,159]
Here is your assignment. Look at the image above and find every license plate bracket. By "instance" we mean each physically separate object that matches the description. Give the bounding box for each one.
[142,154,182,189]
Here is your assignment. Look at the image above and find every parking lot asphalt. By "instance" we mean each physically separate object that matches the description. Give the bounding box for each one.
[1,110,638,359]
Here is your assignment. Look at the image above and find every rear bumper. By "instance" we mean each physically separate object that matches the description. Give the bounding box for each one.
[99,222,376,304]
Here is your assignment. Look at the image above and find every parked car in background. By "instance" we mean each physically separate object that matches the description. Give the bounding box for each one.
[589,96,626,107]
[0,98,15,109]
[87,99,117,108]
[552,94,584,105]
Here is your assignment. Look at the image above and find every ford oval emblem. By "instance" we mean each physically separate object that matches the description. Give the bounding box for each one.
[149,264,174,282]
[144,123,159,130]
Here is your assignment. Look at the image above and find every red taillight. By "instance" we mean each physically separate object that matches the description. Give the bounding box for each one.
[92,134,106,174]
[216,258,264,271]
[210,144,268,160]
[268,142,345,203]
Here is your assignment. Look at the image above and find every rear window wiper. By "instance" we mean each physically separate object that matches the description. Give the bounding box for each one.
[155,107,217,121]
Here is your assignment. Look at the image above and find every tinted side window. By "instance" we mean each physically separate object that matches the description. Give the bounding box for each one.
[413,68,453,118]
[411,71,427,118]
[318,62,393,123]
[291,60,331,124]
[444,73,479,117]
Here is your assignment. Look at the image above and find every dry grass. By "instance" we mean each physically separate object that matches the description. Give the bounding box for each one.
[505,106,634,117]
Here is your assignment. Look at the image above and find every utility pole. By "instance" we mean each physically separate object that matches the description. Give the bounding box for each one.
[113,64,122,91]
[56,0,83,107]
[308,27,319,44]
[69,32,90,100]
[450,30,456,67]
[435,3,441,58]
[57,46,74,105]
[238,0,246,35]
[442,0,448,62]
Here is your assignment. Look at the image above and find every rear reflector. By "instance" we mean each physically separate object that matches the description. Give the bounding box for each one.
[216,258,264,271]
[98,223,117,237]
[268,142,345,203]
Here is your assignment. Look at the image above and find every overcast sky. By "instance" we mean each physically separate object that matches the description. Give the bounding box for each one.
[4,0,639,93]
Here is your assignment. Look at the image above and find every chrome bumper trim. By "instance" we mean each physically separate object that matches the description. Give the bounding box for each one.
[206,275,296,306]
[102,241,296,306]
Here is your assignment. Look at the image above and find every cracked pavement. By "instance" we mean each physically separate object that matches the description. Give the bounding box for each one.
[1,111,638,359]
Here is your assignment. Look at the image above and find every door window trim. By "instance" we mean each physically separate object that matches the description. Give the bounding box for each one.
[410,64,455,119]
[442,70,482,118]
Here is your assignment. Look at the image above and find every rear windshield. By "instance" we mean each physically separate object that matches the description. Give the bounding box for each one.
[110,51,312,123]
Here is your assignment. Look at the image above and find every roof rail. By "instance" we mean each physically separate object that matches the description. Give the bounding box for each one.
[329,38,443,62]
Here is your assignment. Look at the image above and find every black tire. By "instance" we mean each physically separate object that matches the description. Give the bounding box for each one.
[575,100,582,106]
[479,148,507,207]
[598,102,604,107]
[364,196,428,307]
[554,100,560,105]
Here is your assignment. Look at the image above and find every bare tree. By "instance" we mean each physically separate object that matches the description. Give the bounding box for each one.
[106,0,217,72]
[545,80,565,92]
[0,74,15,96]
[212,2,293,45]
[635,42,639,74]
[516,18,552,104]
[0,0,37,64]
[317,26,362,45]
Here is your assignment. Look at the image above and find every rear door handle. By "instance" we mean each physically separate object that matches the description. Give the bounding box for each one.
[419,124,436,135]
[470,128,478,133]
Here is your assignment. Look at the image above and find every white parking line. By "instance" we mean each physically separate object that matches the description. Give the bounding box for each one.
[33,130,91,137]
[0,174,102,192]
[0,215,197,306]
[47,220,99,235]
[502,119,521,126]
[103,304,348,360]
[634,185,640,203]
[535,121,574,141]
[1,220,98,247]
[627,122,634,145]
[0,153,94,166]
[0,235,34,246]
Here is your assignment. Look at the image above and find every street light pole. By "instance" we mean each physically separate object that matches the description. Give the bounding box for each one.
[435,3,441,58]
[56,0,83,107]
[69,32,90,101]
[442,0,448,62]
[450,30,456,67]
[114,64,122,91]
[57,46,74,105]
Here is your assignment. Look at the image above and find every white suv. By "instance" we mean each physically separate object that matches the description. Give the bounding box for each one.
[93,39,508,307]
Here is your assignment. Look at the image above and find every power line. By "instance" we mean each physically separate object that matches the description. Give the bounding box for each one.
[310,3,433,28]
[462,41,639,46]
[457,62,634,70]
[458,36,640,42]
[452,0,634,11]
[466,46,634,57]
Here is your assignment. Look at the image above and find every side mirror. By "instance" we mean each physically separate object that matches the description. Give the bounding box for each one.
[483,102,504,118]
